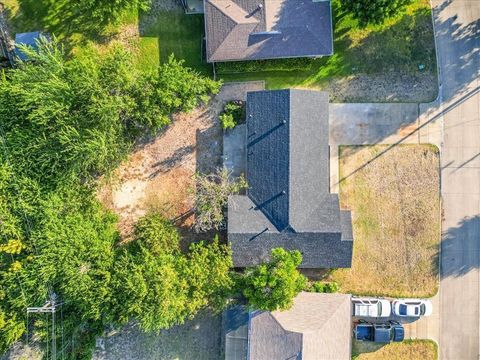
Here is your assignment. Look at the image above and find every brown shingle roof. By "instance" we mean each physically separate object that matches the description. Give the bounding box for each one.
[205,0,334,62]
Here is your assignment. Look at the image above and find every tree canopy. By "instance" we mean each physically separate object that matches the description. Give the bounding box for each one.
[341,0,412,26]
[111,215,233,332]
[241,248,307,311]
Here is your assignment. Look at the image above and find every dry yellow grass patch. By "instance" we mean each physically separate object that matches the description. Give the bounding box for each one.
[353,339,438,360]
[330,145,440,297]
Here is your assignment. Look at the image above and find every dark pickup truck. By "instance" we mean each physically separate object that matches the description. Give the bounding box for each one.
[355,322,405,343]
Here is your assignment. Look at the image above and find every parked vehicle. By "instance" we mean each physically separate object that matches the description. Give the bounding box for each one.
[354,321,405,343]
[352,297,391,317]
[392,299,433,317]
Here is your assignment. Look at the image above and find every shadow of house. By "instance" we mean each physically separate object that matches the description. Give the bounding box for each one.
[204,0,333,62]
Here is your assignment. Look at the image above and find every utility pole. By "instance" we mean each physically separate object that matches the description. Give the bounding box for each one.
[27,293,57,360]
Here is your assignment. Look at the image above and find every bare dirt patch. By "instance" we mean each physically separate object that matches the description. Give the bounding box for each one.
[98,104,223,239]
[329,145,440,298]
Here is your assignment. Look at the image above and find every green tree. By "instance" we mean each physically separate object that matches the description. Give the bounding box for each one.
[0,39,219,188]
[111,214,233,332]
[241,248,306,311]
[133,212,181,255]
[341,0,412,26]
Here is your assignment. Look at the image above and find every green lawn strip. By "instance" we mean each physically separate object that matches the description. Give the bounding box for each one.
[217,0,436,90]
[352,339,438,360]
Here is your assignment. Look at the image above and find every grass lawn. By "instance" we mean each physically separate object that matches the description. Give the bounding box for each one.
[352,339,438,360]
[139,10,211,75]
[218,0,437,102]
[329,145,440,298]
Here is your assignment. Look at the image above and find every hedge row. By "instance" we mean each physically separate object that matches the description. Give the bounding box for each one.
[216,57,316,73]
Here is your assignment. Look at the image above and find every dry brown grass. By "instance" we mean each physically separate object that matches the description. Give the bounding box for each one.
[353,339,438,360]
[330,145,440,297]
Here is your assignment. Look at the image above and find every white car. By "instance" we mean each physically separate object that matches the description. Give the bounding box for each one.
[392,299,433,317]
[352,297,391,317]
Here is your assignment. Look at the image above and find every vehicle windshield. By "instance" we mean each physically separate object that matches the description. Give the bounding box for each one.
[420,304,426,315]
[399,304,408,316]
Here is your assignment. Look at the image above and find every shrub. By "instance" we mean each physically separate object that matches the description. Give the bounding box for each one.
[219,101,245,130]
[310,281,340,293]
[216,58,315,73]
[219,113,236,130]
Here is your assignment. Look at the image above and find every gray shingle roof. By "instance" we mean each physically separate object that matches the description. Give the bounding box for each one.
[205,0,333,62]
[223,292,353,360]
[227,89,353,268]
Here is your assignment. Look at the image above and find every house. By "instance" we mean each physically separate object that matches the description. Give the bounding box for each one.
[227,89,353,268]
[14,31,42,61]
[223,292,352,360]
[204,0,333,63]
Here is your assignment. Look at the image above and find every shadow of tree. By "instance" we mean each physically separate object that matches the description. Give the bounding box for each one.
[432,6,479,102]
[441,215,480,278]
[5,0,119,47]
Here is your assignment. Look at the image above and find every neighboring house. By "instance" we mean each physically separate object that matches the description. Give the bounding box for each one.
[223,292,352,360]
[204,0,333,62]
[14,31,42,61]
[227,89,354,268]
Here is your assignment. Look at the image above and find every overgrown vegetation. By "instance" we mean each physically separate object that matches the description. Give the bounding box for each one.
[241,248,307,311]
[216,58,314,74]
[0,39,222,358]
[330,145,440,297]
[193,168,247,233]
[111,215,233,332]
[219,101,245,130]
[0,39,219,188]
[341,0,412,26]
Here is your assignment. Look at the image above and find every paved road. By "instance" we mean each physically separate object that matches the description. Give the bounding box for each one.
[432,0,480,359]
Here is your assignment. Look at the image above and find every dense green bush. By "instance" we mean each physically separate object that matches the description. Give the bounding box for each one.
[219,101,244,130]
[309,281,340,293]
[216,57,315,74]
[0,39,219,188]
[111,216,233,331]
[241,248,307,311]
